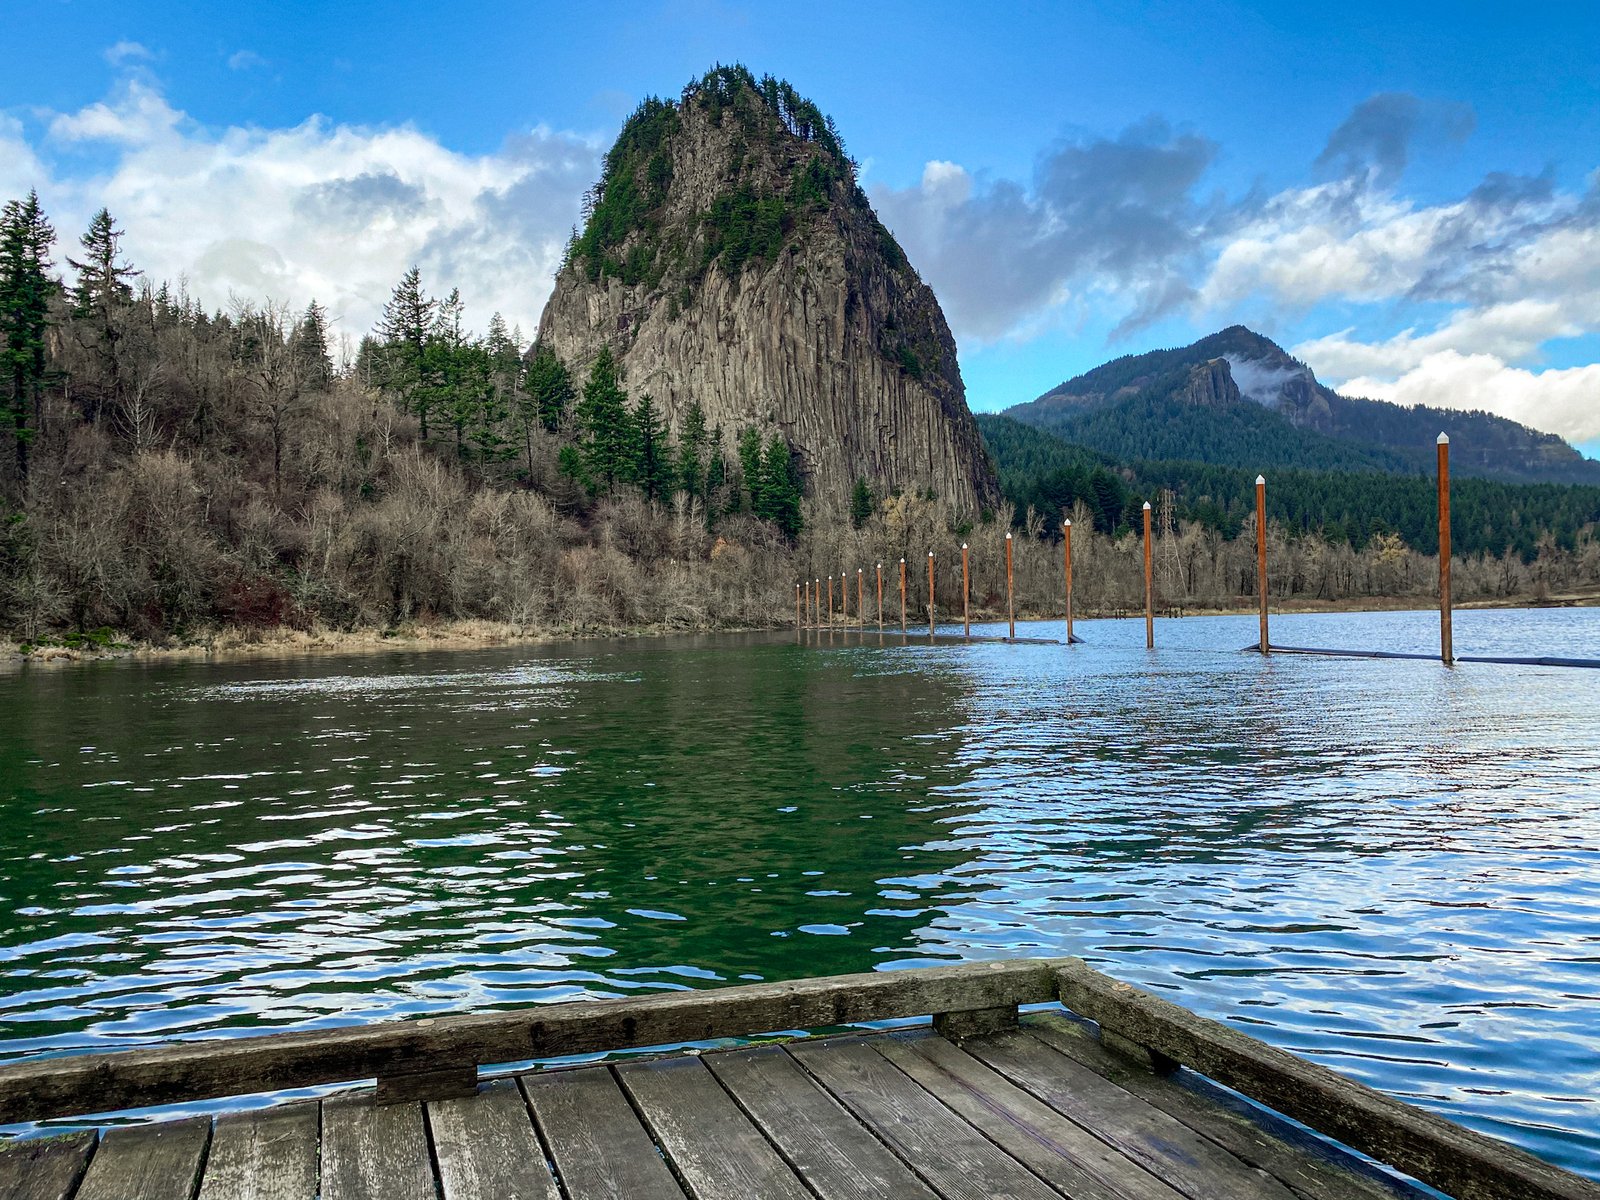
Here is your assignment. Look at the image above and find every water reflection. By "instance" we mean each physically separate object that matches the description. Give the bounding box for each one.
[1,611,1598,1177]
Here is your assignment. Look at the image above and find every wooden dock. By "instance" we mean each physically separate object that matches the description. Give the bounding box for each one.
[2,959,1596,1200]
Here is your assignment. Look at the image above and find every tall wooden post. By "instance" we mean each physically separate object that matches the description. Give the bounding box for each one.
[840,569,848,622]
[876,563,884,629]
[1142,501,1154,649]
[857,569,864,630]
[961,543,970,638]
[1005,532,1015,640]
[1256,474,1269,654]
[1438,433,1453,665]
[899,559,907,632]
[814,579,821,626]
[1063,519,1074,645]
[803,579,810,628]
[827,575,834,626]
[927,551,936,637]
[796,583,802,631]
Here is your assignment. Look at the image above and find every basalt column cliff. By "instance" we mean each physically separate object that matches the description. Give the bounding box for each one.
[537,67,1000,515]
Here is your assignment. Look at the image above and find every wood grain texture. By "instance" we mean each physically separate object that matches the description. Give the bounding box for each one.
[427,1080,558,1200]
[706,1044,941,1200]
[617,1055,811,1200]
[878,1031,1184,1200]
[966,1028,1294,1200]
[1024,1014,1417,1200]
[320,1095,435,1200]
[790,1037,1060,1200]
[1053,959,1600,1200]
[73,1119,209,1200]
[0,1132,96,1200]
[0,959,1064,1123]
[520,1068,684,1200]
[197,1104,318,1200]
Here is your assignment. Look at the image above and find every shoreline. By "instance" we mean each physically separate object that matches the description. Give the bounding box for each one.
[4,590,1595,668]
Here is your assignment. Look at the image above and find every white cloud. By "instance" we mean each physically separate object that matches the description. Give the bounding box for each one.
[1340,351,1600,443]
[228,50,268,72]
[20,77,601,341]
[103,42,153,66]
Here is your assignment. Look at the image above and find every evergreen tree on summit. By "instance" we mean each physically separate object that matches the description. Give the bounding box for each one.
[0,191,57,482]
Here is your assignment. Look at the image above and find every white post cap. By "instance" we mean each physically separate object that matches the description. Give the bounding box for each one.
[1256,474,1266,485]
[900,557,905,563]
[1064,518,1072,527]
[962,542,968,549]
[928,550,934,557]
[1143,501,1152,510]
[857,567,862,573]
[1005,531,1012,539]
[1437,432,1450,444]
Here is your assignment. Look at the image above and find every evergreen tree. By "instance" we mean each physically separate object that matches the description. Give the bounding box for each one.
[378,266,435,436]
[0,191,57,482]
[526,344,574,434]
[675,399,707,498]
[65,207,138,422]
[736,426,764,512]
[849,476,874,529]
[632,392,671,501]
[432,287,472,454]
[705,424,728,521]
[760,435,804,537]
[291,300,333,389]
[576,347,632,492]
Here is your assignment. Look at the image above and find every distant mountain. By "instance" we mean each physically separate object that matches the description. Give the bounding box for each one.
[1004,326,1600,485]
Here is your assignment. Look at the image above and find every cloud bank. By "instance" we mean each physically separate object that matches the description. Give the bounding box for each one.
[7,74,600,345]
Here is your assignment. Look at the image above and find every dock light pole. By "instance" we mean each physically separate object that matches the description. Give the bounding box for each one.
[1005,532,1015,640]
[1142,501,1154,649]
[876,563,884,629]
[1256,475,1269,654]
[857,568,864,630]
[927,551,936,637]
[1063,520,1074,645]
[961,543,970,639]
[1438,433,1453,665]
[899,559,907,632]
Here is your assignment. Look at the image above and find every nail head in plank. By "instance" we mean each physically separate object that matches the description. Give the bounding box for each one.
[705,1045,941,1200]
[616,1055,812,1200]
[427,1080,558,1200]
[74,1119,210,1200]
[965,1029,1294,1200]
[878,1032,1183,1200]
[0,1132,96,1200]
[320,1094,435,1200]
[198,1103,318,1200]
[520,1067,684,1200]
[789,1037,1060,1200]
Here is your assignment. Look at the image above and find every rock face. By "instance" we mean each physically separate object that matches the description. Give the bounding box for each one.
[536,67,999,515]
[1180,359,1239,408]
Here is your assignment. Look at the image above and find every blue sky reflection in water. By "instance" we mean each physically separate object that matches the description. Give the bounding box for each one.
[1,607,1598,1176]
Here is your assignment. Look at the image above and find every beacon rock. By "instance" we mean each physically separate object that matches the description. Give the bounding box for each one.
[536,68,1000,515]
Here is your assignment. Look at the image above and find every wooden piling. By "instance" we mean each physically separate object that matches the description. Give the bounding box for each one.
[814,578,821,627]
[796,582,802,631]
[857,568,864,630]
[1438,433,1453,665]
[827,575,834,626]
[1005,531,1015,640]
[899,558,907,632]
[1063,519,1074,645]
[961,543,970,639]
[1256,475,1269,654]
[1142,501,1153,649]
[927,551,936,637]
[876,563,883,629]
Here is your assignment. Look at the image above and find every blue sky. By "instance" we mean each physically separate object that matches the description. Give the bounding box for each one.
[4,0,1598,453]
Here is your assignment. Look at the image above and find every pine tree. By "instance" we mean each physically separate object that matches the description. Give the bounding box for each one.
[432,287,472,454]
[291,300,332,389]
[66,208,138,422]
[736,426,764,513]
[849,476,874,529]
[761,436,803,537]
[705,424,728,522]
[675,399,707,498]
[378,266,435,436]
[576,347,632,492]
[526,344,574,434]
[632,392,671,502]
[0,191,57,482]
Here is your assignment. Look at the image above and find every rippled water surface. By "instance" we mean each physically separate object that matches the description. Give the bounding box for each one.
[2,607,1598,1176]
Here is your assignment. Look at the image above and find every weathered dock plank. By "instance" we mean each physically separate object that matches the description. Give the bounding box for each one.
[320,1095,433,1200]
[73,1119,208,1200]
[1024,1013,1409,1200]
[427,1080,557,1200]
[196,1104,317,1200]
[0,1132,95,1200]
[617,1055,813,1200]
[520,1067,685,1200]
[790,1036,1061,1200]
[967,1027,1296,1200]
[705,1043,942,1200]
[877,1030,1183,1200]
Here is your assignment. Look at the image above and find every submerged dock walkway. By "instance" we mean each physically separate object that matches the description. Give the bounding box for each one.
[2,959,1595,1200]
